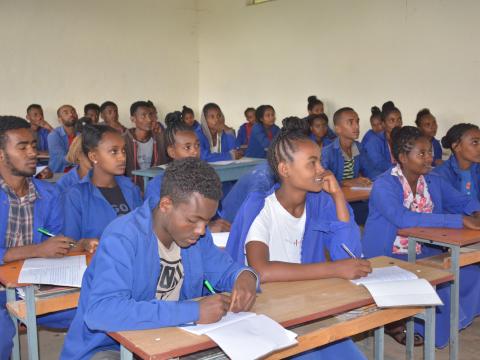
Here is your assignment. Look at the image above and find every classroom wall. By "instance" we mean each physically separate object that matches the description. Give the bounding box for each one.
[0,0,198,127]
[197,0,480,137]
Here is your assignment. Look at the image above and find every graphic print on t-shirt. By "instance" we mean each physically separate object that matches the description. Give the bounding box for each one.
[157,258,184,300]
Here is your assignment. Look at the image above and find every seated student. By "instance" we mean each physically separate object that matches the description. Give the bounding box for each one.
[363,126,480,348]
[0,116,96,360]
[146,113,231,233]
[196,103,240,162]
[84,103,100,124]
[48,104,78,172]
[123,101,168,190]
[415,108,443,166]
[245,105,280,158]
[56,135,91,193]
[146,100,165,134]
[60,158,258,360]
[361,106,384,147]
[236,107,256,149]
[434,123,480,201]
[26,104,53,154]
[63,125,142,242]
[306,95,336,139]
[363,101,402,173]
[226,123,370,359]
[181,105,200,130]
[307,113,332,152]
[99,101,126,133]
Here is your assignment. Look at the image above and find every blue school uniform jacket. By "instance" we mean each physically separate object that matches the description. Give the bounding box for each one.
[360,129,380,147]
[60,198,254,360]
[48,126,74,172]
[195,127,236,162]
[309,133,332,148]
[432,137,443,164]
[245,123,280,158]
[236,123,249,147]
[226,185,362,265]
[362,131,392,173]
[36,127,50,152]
[63,174,142,241]
[144,171,165,204]
[433,155,480,202]
[55,166,88,193]
[321,138,381,182]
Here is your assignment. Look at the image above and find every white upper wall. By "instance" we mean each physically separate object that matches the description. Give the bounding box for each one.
[197,0,480,137]
[0,0,198,127]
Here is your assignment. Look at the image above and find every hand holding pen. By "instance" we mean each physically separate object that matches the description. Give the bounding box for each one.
[331,243,372,280]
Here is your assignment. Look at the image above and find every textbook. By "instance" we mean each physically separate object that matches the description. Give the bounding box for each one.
[180,312,297,360]
[352,266,443,308]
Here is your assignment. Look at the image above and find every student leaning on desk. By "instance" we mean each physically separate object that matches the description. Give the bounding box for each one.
[0,116,97,360]
[60,158,258,360]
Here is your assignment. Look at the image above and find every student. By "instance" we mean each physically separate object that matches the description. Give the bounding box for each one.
[361,106,384,147]
[226,124,370,359]
[306,95,336,139]
[363,126,480,347]
[245,105,280,158]
[363,101,402,173]
[123,101,168,190]
[56,135,91,193]
[196,103,239,162]
[47,104,78,172]
[236,107,256,149]
[0,116,96,360]
[60,158,258,360]
[26,104,53,153]
[84,103,100,124]
[146,100,165,134]
[145,113,231,233]
[63,124,142,242]
[181,105,200,130]
[433,123,480,201]
[415,108,443,166]
[99,101,126,133]
[306,113,332,151]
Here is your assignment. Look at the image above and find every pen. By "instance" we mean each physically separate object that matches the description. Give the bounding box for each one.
[341,243,357,259]
[203,280,216,294]
[37,228,76,248]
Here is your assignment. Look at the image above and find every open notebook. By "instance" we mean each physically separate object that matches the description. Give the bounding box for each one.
[352,266,443,308]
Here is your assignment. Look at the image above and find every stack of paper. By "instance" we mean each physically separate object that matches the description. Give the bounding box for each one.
[18,255,87,287]
[352,266,443,308]
[180,312,297,360]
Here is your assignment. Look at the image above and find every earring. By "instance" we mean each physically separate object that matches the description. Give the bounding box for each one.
[93,160,98,164]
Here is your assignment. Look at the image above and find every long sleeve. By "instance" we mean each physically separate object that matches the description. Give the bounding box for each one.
[62,188,83,241]
[47,131,67,172]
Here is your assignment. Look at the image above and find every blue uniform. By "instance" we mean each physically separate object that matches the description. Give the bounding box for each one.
[35,127,50,152]
[226,186,366,359]
[363,171,480,347]
[47,126,74,172]
[236,123,249,148]
[432,137,443,165]
[360,129,380,148]
[309,133,332,148]
[144,172,164,205]
[245,123,280,158]
[55,166,88,193]
[63,174,142,241]
[433,155,480,202]
[0,180,74,359]
[60,198,255,360]
[195,127,236,162]
[362,131,392,173]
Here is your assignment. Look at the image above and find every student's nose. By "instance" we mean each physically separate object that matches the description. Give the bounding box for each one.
[193,223,206,238]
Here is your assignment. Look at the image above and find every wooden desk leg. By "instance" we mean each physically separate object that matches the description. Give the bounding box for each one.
[449,246,460,360]
[120,345,133,360]
[405,318,414,360]
[6,288,20,360]
[24,285,39,360]
[424,305,436,360]
[374,326,384,360]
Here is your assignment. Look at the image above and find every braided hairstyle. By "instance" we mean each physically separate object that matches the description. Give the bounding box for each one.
[381,101,401,121]
[391,126,424,163]
[164,111,195,148]
[441,123,479,151]
[306,113,328,127]
[370,106,381,121]
[307,96,323,111]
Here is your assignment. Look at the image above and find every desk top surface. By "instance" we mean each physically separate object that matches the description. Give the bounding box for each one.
[341,187,371,202]
[398,227,480,246]
[110,256,452,360]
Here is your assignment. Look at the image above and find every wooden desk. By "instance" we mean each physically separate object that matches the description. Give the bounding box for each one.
[341,187,371,202]
[398,227,480,360]
[0,252,92,360]
[111,256,452,360]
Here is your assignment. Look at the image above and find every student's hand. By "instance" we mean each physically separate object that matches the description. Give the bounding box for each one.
[463,216,480,230]
[208,219,231,233]
[36,236,72,258]
[79,238,99,253]
[320,170,343,196]
[197,294,231,324]
[331,259,372,280]
[230,271,257,312]
[342,177,372,188]
[230,149,243,160]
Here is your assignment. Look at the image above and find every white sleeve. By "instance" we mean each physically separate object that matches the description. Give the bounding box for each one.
[245,207,271,247]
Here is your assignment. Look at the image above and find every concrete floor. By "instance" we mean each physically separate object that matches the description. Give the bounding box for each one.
[19,317,480,359]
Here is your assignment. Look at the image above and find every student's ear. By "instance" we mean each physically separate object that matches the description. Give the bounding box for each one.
[130,115,136,124]
[166,145,176,159]
[87,151,97,165]
[158,196,174,214]
[277,161,289,179]
[398,152,407,166]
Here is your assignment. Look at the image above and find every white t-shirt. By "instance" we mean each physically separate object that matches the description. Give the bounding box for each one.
[136,137,154,170]
[245,193,306,264]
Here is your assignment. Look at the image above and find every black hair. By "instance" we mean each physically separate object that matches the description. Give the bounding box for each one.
[370,106,381,121]
[381,101,400,121]
[84,103,100,115]
[130,101,151,116]
[160,157,222,204]
[281,116,310,135]
[0,116,31,150]
[99,101,117,113]
[164,111,195,148]
[332,107,355,125]
[27,104,42,113]
[441,123,480,151]
[146,100,157,110]
[267,121,312,181]
[415,108,433,127]
[244,107,255,117]
[255,105,275,124]
[391,126,425,163]
[182,105,194,118]
[75,116,93,134]
[81,124,119,156]
[202,103,221,117]
[307,96,323,111]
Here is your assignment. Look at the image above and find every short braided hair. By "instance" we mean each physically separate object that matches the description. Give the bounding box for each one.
[391,126,424,163]
[164,111,195,148]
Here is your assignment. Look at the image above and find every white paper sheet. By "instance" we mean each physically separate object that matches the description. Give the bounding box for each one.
[351,266,418,286]
[211,232,229,248]
[181,312,256,335]
[19,255,87,287]
[349,186,372,191]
